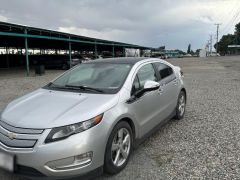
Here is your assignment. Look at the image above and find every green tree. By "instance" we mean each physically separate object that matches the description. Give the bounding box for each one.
[174,49,186,55]
[195,49,201,56]
[235,22,240,35]
[216,22,240,54]
[215,34,235,55]
[234,22,240,44]
[187,44,191,54]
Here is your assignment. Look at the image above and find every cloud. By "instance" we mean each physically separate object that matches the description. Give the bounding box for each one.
[58,26,128,41]
[0,0,237,50]
[0,14,8,22]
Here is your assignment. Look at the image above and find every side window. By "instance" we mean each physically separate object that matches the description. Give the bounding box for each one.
[155,62,173,79]
[131,64,157,95]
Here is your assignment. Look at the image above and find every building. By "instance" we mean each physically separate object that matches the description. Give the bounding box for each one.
[0,22,152,75]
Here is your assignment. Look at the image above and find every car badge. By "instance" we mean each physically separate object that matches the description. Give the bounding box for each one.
[8,132,16,140]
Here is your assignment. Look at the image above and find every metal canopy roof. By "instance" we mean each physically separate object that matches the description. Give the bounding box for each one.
[0,21,151,51]
[0,21,153,76]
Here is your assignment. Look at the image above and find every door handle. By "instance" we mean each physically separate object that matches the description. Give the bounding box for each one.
[159,84,164,93]
[173,79,178,85]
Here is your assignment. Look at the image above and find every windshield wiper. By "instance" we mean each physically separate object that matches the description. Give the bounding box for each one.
[65,85,104,93]
[46,82,52,87]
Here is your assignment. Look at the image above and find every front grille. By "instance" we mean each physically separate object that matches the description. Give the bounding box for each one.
[0,133,36,148]
[0,121,43,134]
[0,120,44,148]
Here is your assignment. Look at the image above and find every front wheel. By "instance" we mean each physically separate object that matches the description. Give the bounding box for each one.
[174,91,186,120]
[104,121,133,174]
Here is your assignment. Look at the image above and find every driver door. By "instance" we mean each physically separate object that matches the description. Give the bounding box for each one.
[127,63,162,137]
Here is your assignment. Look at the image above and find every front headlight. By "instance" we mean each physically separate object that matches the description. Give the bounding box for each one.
[45,114,103,143]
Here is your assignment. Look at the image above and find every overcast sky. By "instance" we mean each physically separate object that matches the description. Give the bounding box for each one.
[0,0,239,51]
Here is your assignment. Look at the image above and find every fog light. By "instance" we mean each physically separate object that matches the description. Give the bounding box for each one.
[45,152,93,171]
[74,152,93,166]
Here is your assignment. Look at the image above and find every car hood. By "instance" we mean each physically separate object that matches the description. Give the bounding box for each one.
[1,88,119,129]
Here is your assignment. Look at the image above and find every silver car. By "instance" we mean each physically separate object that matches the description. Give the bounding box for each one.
[0,57,186,179]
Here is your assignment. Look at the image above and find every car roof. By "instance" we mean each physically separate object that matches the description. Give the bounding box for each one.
[85,57,151,65]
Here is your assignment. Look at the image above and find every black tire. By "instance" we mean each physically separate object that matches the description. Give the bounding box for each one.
[174,91,186,120]
[104,121,133,174]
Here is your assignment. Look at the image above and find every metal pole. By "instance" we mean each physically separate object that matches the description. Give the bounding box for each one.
[5,47,9,68]
[207,40,209,56]
[69,37,72,68]
[210,34,213,56]
[216,25,219,53]
[123,47,125,57]
[134,49,138,57]
[112,44,115,57]
[94,41,98,58]
[24,29,30,76]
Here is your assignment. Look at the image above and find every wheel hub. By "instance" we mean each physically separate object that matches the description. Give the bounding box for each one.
[178,95,185,116]
[111,128,131,167]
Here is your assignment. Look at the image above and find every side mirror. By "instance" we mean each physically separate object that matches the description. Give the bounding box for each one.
[143,80,160,91]
[134,80,160,98]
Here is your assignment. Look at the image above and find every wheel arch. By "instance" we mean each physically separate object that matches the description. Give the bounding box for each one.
[119,117,136,140]
[103,117,135,174]
[107,116,137,142]
[180,88,187,102]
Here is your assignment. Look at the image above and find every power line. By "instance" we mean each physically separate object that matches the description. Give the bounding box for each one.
[221,1,240,35]
[218,0,239,24]
[223,10,240,35]
[206,1,239,52]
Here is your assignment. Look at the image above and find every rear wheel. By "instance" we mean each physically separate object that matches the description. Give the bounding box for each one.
[104,121,133,174]
[175,91,186,120]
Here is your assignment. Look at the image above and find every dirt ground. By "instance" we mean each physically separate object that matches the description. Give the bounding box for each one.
[1,56,240,179]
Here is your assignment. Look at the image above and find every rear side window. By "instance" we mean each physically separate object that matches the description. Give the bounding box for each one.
[154,62,173,79]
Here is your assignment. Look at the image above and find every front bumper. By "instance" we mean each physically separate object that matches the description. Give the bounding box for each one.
[0,123,108,178]
[16,166,103,180]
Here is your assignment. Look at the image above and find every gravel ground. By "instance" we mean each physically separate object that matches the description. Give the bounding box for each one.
[0,56,240,179]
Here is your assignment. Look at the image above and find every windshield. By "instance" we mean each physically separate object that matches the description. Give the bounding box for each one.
[46,63,132,94]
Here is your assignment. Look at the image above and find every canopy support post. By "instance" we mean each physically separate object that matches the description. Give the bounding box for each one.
[69,37,72,68]
[24,29,30,76]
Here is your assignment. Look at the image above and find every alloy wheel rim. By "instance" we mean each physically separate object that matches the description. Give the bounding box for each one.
[111,128,131,167]
[178,95,185,116]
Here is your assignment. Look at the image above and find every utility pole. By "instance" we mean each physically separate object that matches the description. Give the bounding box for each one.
[209,34,213,56]
[215,23,221,53]
[207,40,210,56]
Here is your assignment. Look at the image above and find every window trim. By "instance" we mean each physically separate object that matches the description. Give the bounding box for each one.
[131,74,141,96]
[153,62,174,81]
[152,63,161,81]
[130,63,158,96]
